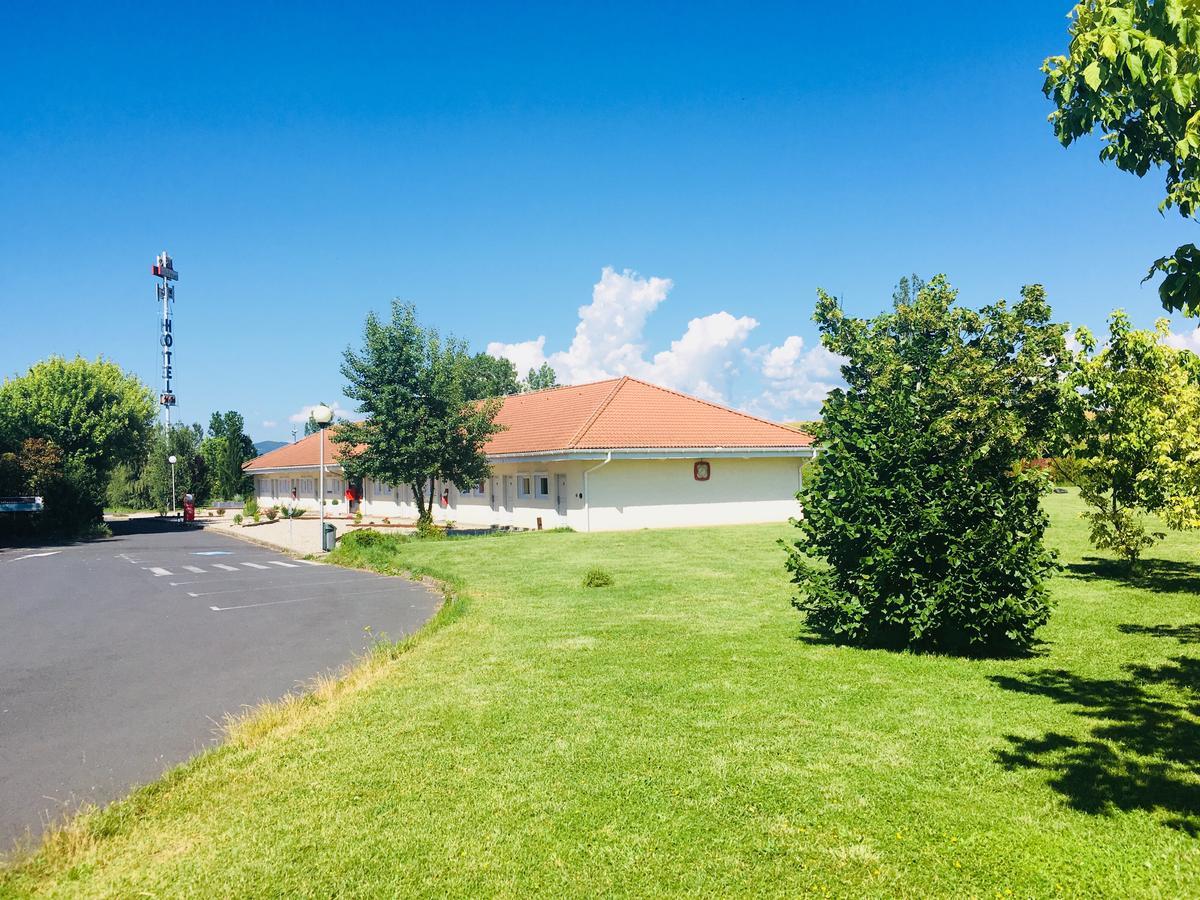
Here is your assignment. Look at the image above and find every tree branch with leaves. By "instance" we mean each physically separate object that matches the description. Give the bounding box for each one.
[1044,0,1200,313]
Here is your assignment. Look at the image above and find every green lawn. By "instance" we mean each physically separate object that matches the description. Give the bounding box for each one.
[3,490,1199,896]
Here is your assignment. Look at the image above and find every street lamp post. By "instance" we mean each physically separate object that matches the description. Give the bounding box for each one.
[312,403,334,549]
[167,454,178,517]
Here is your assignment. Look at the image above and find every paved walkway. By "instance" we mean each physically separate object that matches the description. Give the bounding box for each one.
[199,513,498,555]
[201,516,365,555]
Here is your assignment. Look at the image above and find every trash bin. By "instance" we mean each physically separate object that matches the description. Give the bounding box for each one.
[322,522,337,552]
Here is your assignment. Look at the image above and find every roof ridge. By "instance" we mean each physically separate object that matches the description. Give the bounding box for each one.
[565,375,629,449]
[511,377,620,399]
[620,376,812,438]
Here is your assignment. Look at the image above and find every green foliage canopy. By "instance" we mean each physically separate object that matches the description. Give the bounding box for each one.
[133,424,209,511]
[334,301,504,525]
[0,356,155,530]
[1067,311,1200,562]
[464,352,520,400]
[785,276,1069,655]
[1043,0,1200,313]
[522,362,559,392]
[203,410,256,500]
[0,356,155,476]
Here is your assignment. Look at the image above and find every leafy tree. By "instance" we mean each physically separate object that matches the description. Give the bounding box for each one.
[892,273,926,306]
[1067,311,1200,564]
[204,410,256,499]
[304,412,321,436]
[0,356,155,529]
[334,301,504,526]
[522,362,559,392]
[785,276,1069,655]
[140,423,210,511]
[465,353,520,400]
[198,436,226,500]
[1043,1,1200,313]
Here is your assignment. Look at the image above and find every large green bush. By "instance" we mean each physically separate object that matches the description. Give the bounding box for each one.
[0,356,155,534]
[785,276,1069,655]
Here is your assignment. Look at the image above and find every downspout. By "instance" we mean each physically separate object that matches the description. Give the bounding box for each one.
[582,451,613,534]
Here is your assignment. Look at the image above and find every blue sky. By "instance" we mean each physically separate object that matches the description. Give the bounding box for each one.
[2,2,1197,440]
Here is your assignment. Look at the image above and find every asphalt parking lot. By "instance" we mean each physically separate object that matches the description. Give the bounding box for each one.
[0,519,439,849]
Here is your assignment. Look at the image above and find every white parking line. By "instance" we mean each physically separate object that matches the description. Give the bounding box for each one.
[182,565,206,574]
[185,576,380,598]
[14,550,62,561]
[209,586,399,612]
[212,563,239,572]
[268,560,299,568]
[144,567,172,577]
[241,562,270,570]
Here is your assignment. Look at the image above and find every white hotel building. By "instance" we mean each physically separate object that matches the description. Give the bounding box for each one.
[245,377,815,532]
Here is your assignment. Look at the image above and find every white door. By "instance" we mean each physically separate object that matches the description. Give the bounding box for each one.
[556,473,568,526]
[502,475,514,525]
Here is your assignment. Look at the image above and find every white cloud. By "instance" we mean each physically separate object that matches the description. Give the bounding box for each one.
[549,266,674,384]
[645,311,759,401]
[486,335,547,376]
[746,334,844,419]
[1164,326,1200,354]
[489,267,758,404]
[289,402,348,424]
[486,266,840,419]
[261,419,277,428]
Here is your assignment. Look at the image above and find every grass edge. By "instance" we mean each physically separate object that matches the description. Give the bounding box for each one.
[0,559,469,888]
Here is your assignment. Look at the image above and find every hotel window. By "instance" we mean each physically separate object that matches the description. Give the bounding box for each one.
[517,473,532,499]
[534,473,550,499]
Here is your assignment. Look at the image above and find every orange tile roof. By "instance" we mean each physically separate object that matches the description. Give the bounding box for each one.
[244,427,343,471]
[487,377,813,454]
[246,377,812,471]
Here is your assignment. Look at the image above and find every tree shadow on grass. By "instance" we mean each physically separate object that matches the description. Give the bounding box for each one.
[991,654,1200,834]
[1065,556,1200,595]
[791,629,1048,660]
[1118,622,1200,644]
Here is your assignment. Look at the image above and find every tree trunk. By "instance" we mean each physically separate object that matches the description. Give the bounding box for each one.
[411,479,432,526]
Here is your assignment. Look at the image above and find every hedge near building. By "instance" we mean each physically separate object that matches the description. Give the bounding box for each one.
[785,276,1069,655]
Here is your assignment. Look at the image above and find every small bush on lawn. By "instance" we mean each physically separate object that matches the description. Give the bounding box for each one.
[786,275,1067,655]
[582,567,614,588]
[354,510,363,525]
[233,513,242,525]
[341,528,390,549]
[417,521,446,540]
[265,506,278,522]
[243,496,258,519]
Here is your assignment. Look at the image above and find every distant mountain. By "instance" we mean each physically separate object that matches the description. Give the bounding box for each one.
[253,440,288,456]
